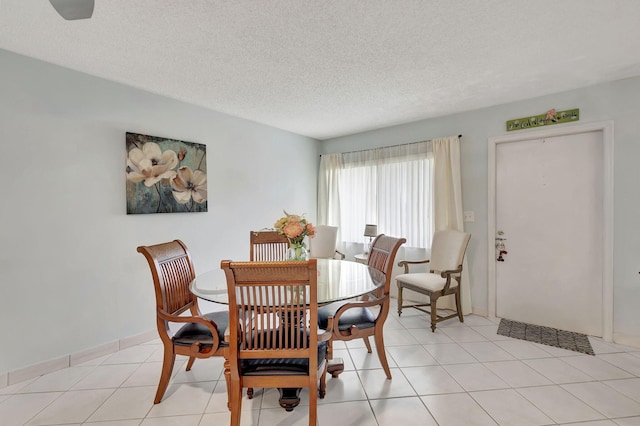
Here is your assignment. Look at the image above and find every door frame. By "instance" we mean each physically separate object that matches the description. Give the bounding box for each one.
[488,120,614,341]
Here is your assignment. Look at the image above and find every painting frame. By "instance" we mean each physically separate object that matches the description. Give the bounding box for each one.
[125,132,207,214]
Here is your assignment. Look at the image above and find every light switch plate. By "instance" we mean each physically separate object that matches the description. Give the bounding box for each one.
[463,211,475,222]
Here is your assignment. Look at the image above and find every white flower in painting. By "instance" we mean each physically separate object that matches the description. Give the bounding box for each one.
[126,142,178,187]
[170,166,207,204]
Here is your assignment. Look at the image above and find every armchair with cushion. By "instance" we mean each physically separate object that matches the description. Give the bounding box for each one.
[317,234,406,379]
[308,225,345,259]
[396,229,471,332]
[137,240,228,404]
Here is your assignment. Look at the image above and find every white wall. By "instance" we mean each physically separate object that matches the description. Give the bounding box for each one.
[0,49,320,376]
[321,77,640,347]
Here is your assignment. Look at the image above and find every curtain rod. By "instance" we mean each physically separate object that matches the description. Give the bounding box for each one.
[320,134,462,157]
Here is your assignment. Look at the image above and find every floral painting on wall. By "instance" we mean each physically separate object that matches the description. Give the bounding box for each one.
[125,132,207,214]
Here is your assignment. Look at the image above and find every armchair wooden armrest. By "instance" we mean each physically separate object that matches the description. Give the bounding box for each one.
[318,317,334,343]
[157,309,221,330]
[157,309,222,356]
[329,295,387,340]
[439,265,463,278]
[335,250,346,260]
[398,259,430,273]
[439,264,463,293]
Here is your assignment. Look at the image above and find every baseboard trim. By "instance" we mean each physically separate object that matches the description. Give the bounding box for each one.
[119,330,157,350]
[68,341,119,367]
[2,330,156,388]
[472,307,488,317]
[8,356,69,386]
[612,332,640,349]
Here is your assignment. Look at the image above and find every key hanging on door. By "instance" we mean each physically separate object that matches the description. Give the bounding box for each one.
[496,231,507,261]
[497,250,508,261]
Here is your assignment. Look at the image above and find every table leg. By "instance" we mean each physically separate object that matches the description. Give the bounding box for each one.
[278,388,302,411]
[275,357,344,410]
[327,357,344,378]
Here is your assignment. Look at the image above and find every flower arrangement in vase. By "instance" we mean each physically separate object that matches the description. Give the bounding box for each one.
[274,211,316,260]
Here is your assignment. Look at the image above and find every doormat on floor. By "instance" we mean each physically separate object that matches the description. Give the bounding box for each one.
[497,319,594,355]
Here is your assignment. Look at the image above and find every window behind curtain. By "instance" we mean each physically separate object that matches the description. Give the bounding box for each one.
[318,141,433,248]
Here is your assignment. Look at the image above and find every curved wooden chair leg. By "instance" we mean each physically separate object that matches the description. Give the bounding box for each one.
[363,336,372,353]
[154,348,176,404]
[185,355,196,371]
[374,330,391,379]
[397,285,404,316]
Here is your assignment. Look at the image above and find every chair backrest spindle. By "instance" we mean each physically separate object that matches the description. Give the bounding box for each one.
[249,231,290,261]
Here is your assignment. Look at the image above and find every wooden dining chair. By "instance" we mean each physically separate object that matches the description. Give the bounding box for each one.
[247,230,290,399]
[221,259,332,426]
[396,229,471,332]
[317,235,406,379]
[137,240,229,404]
[250,230,290,261]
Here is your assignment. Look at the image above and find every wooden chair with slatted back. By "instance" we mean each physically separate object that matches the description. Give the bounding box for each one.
[221,259,332,426]
[318,235,406,379]
[137,240,229,404]
[250,230,290,261]
[246,230,290,400]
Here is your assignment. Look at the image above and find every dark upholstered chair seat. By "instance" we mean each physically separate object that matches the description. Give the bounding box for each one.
[318,301,376,331]
[241,341,327,376]
[174,311,229,347]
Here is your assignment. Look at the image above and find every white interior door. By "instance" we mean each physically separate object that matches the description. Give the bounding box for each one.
[495,131,604,336]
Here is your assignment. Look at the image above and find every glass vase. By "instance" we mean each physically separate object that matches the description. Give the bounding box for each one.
[287,242,309,261]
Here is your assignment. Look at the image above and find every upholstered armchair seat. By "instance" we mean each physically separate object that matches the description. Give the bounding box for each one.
[241,341,328,376]
[392,272,454,292]
[173,311,229,348]
[318,301,376,331]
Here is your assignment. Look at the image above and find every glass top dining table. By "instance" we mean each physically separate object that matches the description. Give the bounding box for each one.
[190,258,384,411]
[190,258,386,305]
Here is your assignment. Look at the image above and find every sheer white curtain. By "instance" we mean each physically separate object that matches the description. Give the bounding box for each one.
[434,136,471,315]
[318,135,471,313]
[318,141,433,250]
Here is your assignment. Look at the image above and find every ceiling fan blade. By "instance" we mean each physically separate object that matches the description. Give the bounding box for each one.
[49,0,95,20]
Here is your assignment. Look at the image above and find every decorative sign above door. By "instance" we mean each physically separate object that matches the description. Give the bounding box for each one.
[506,108,579,132]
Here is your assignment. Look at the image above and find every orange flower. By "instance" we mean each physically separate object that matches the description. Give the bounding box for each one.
[283,222,304,239]
[305,223,316,237]
[273,210,315,244]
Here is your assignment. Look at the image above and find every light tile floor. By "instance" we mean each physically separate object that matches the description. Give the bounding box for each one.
[3,299,640,425]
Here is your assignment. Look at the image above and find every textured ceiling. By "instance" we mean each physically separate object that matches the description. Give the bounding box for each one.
[1,1,640,140]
